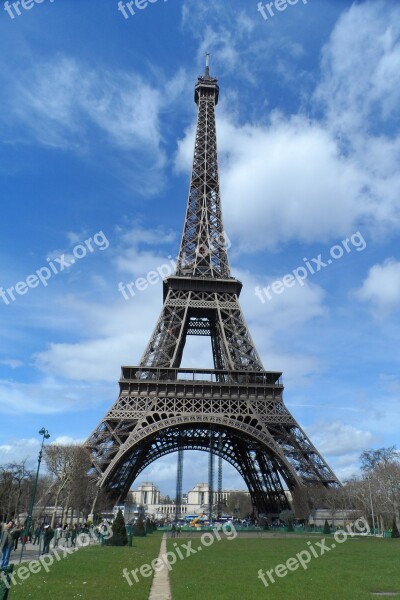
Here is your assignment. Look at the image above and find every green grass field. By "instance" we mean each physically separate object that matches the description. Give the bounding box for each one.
[8,533,162,600]
[6,533,400,599]
[167,535,400,600]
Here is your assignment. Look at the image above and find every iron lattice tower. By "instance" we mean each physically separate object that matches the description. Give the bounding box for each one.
[85,59,340,518]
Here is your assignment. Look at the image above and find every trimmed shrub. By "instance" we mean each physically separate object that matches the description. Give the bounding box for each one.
[108,509,128,546]
[134,515,147,537]
[323,520,331,535]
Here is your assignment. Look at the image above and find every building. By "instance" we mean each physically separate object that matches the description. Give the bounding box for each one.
[130,481,251,521]
[112,501,144,523]
[131,482,161,506]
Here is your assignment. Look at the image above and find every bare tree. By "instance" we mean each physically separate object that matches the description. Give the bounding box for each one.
[360,446,398,472]
[0,460,33,522]
[44,445,92,526]
[350,447,400,530]
[373,461,400,527]
[225,492,252,519]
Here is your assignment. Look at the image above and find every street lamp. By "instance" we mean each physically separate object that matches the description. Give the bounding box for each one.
[368,473,376,536]
[19,427,50,563]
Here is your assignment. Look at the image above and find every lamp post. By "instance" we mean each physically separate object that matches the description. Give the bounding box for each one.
[19,427,50,564]
[368,473,376,536]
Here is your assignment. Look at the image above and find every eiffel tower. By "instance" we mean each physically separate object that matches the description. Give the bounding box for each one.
[85,57,340,517]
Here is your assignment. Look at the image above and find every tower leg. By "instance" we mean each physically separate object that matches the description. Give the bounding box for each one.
[217,437,223,520]
[175,448,184,523]
[208,433,215,523]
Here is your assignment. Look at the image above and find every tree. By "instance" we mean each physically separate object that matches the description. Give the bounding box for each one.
[225,493,252,519]
[323,520,331,535]
[279,509,295,531]
[356,448,400,530]
[146,517,156,533]
[0,461,33,522]
[360,447,398,472]
[391,518,400,539]
[373,462,400,528]
[134,514,146,537]
[44,444,93,526]
[108,509,128,546]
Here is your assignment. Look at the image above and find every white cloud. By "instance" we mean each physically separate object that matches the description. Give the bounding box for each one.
[316,1,400,137]
[176,113,369,251]
[176,1,400,251]
[238,268,327,329]
[0,377,114,415]
[0,438,41,468]
[355,258,400,315]
[0,359,23,369]
[180,0,305,85]
[307,421,374,458]
[0,57,179,194]
[0,436,84,469]
[6,58,162,154]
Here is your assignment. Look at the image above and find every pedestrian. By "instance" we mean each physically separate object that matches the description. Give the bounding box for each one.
[171,523,176,538]
[71,524,78,547]
[42,525,54,554]
[11,523,21,551]
[54,524,62,548]
[0,522,14,568]
[33,525,41,545]
[64,525,71,548]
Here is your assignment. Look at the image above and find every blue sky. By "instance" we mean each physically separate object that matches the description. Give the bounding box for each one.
[0,0,399,497]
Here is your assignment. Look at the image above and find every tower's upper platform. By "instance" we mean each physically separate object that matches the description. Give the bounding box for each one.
[195,68,219,105]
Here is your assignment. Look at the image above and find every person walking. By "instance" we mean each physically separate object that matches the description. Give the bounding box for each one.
[54,524,63,548]
[42,525,54,554]
[33,525,41,545]
[0,522,14,568]
[64,525,71,548]
[71,524,78,548]
[11,523,21,551]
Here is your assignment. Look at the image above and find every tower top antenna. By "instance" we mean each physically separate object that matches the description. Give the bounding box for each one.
[205,52,210,77]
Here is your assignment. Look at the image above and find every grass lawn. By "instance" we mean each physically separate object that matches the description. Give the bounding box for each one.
[9,533,163,600]
[167,535,400,600]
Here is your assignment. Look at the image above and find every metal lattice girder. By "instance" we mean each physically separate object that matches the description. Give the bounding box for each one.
[85,61,341,517]
[208,432,215,521]
[217,435,223,518]
[175,447,184,523]
[140,282,264,371]
[175,71,229,279]
[85,366,340,513]
[88,422,293,516]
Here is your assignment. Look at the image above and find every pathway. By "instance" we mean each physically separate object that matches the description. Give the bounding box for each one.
[148,533,172,600]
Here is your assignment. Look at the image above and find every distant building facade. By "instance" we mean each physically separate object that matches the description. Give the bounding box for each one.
[128,481,250,521]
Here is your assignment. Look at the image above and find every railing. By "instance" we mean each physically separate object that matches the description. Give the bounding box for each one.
[120,366,283,386]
